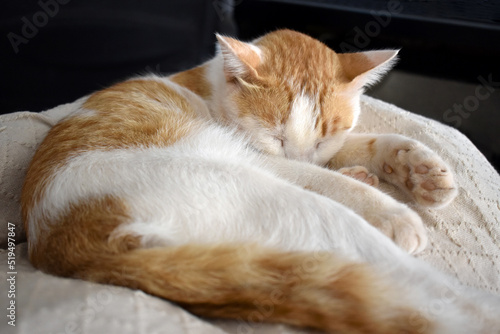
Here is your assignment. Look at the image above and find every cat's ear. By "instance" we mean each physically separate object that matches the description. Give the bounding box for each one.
[216,34,262,81]
[337,50,399,90]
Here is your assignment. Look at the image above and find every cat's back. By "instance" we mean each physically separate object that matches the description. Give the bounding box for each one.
[21,75,250,242]
[52,76,211,152]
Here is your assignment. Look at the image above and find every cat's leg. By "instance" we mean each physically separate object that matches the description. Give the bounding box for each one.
[327,133,458,207]
[121,156,499,333]
[119,155,388,257]
[113,149,420,264]
[260,155,427,254]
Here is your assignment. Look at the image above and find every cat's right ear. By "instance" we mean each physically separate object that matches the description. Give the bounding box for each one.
[216,34,262,81]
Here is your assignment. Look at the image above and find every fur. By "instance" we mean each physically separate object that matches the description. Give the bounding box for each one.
[22,29,498,333]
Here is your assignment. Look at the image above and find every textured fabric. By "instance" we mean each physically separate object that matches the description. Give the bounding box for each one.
[0,95,499,333]
[0,244,230,334]
[357,96,500,295]
[0,98,85,248]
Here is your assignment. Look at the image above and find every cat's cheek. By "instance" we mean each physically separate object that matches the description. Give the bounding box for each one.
[259,141,285,157]
[324,132,351,162]
[314,152,334,166]
[241,130,283,156]
[314,142,345,166]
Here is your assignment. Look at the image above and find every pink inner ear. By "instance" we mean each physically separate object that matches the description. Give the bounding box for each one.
[216,35,261,78]
[338,53,376,81]
[337,50,398,88]
[230,40,261,69]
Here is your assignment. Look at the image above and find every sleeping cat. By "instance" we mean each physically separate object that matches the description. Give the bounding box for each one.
[22,29,499,333]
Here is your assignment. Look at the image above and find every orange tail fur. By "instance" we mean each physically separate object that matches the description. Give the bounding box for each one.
[79,244,427,334]
[25,197,427,334]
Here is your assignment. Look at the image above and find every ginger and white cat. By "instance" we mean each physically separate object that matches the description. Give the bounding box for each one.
[22,30,499,333]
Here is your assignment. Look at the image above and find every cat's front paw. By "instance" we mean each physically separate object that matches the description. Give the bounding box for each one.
[380,141,457,208]
[365,205,428,254]
[338,166,379,187]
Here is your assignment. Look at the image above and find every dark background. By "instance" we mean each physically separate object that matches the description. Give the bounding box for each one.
[1,0,499,169]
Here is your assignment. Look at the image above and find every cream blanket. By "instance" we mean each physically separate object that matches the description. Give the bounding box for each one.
[1,95,499,334]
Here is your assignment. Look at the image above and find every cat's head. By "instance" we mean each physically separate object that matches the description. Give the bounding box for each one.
[216,29,398,165]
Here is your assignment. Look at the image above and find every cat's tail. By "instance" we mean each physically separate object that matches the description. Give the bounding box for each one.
[25,196,431,333]
[77,243,429,334]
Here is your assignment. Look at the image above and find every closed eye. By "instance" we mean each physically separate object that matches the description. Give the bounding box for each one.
[274,136,285,147]
[315,138,331,150]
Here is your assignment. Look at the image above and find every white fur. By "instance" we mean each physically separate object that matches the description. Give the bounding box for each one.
[150,75,212,120]
[283,92,319,162]
[27,37,500,333]
[30,122,372,255]
[69,107,96,118]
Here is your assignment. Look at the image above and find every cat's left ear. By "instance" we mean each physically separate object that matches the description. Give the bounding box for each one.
[337,50,399,90]
[216,34,262,81]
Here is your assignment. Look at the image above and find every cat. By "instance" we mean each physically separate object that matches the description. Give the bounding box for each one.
[21,29,499,333]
